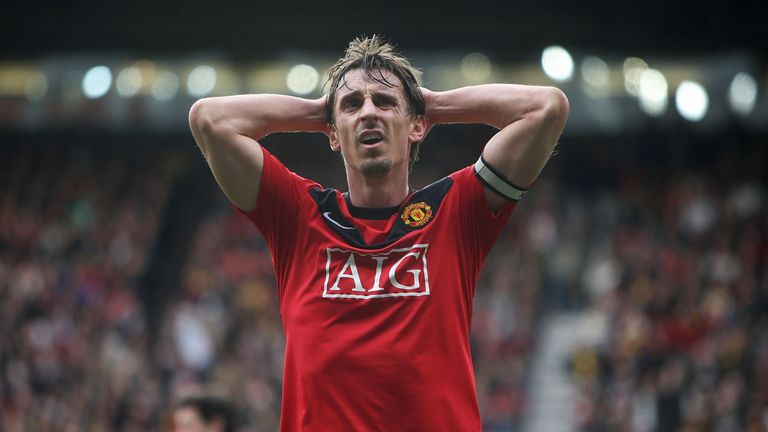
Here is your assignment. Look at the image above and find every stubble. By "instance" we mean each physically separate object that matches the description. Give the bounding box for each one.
[360,157,393,178]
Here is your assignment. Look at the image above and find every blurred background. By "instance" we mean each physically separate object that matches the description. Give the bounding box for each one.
[1,1,767,430]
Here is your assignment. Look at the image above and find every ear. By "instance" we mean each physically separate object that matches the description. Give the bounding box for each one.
[409,115,427,144]
[329,126,341,152]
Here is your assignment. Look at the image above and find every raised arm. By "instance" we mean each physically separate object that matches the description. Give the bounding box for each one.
[188,95,328,212]
[424,84,569,211]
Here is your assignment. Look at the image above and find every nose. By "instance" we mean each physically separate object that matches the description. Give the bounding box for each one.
[358,97,379,122]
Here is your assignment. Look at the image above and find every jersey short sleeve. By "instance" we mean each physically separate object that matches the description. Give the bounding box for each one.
[234,147,315,269]
[450,165,517,260]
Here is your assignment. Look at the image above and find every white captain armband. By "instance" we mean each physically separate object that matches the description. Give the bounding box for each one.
[473,156,528,201]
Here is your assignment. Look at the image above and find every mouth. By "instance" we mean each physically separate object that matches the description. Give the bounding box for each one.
[358,130,384,146]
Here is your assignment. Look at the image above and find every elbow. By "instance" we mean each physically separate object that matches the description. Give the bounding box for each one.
[541,87,569,127]
[189,97,234,153]
[188,97,217,137]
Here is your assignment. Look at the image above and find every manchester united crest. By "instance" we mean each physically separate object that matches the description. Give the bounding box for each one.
[401,202,433,227]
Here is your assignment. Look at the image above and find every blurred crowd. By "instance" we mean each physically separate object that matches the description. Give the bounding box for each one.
[0,143,184,431]
[568,150,768,431]
[1,136,766,432]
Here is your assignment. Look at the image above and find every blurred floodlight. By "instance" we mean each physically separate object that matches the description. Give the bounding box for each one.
[116,67,142,97]
[82,66,112,99]
[209,66,238,95]
[461,52,492,82]
[675,81,709,121]
[728,72,757,116]
[623,57,648,96]
[135,60,157,93]
[541,46,574,82]
[24,71,48,102]
[151,70,180,101]
[580,56,609,88]
[286,64,319,95]
[187,65,217,97]
[248,66,287,93]
[638,69,668,116]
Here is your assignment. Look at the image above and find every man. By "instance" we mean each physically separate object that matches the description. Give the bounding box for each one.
[189,35,568,431]
[172,396,236,432]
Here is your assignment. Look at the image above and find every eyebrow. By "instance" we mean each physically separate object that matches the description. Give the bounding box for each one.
[337,91,360,107]
[337,89,399,107]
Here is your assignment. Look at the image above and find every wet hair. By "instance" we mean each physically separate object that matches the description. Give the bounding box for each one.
[176,396,237,432]
[325,35,426,169]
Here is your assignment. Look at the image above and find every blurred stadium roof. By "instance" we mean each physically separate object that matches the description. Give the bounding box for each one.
[4,0,767,59]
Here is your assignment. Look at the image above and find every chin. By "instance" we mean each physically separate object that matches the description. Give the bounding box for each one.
[360,158,393,177]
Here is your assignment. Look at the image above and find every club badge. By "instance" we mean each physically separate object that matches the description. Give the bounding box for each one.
[400,202,433,228]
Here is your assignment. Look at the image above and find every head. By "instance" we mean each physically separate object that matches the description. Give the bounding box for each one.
[172,397,236,432]
[325,35,426,177]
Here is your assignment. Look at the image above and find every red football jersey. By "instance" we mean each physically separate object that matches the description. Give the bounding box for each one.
[238,148,515,431]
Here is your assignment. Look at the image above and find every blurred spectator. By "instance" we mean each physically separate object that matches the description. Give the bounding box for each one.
[569,145,767,432]
[0,143,182,431]
[171,396,237,432]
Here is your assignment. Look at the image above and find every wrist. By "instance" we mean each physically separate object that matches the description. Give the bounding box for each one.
[312,96,331,133]
[421,88,437,122]
[424,89,452,125]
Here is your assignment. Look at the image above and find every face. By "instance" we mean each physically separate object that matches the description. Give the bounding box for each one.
[172,408,219,432]
[329,68,425,179]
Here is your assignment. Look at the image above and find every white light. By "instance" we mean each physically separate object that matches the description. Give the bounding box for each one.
[151,70,180,101]
[286,64,319,95]
[638,69,668,116]
[581,56,609,88]
[728,72,757,116]
[675,81,709,122]
[461,52,492,82]
[541,46,574,82]
[82,66,112,99]
[623,57,648,96]
[187,65,217,97]
[116,67,142,97]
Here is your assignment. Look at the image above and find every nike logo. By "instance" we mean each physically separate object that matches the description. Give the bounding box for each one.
[323,212,356,230]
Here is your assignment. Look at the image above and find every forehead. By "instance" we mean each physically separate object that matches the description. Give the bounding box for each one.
[336,68,405,98]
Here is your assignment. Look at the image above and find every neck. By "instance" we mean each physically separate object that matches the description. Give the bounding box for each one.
[346,164,409,208]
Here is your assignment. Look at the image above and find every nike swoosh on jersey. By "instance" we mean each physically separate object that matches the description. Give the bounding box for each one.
[323,212,356,230]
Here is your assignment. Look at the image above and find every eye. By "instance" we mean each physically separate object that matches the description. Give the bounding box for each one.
[342,99,361,110]
[375,95,396,107]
